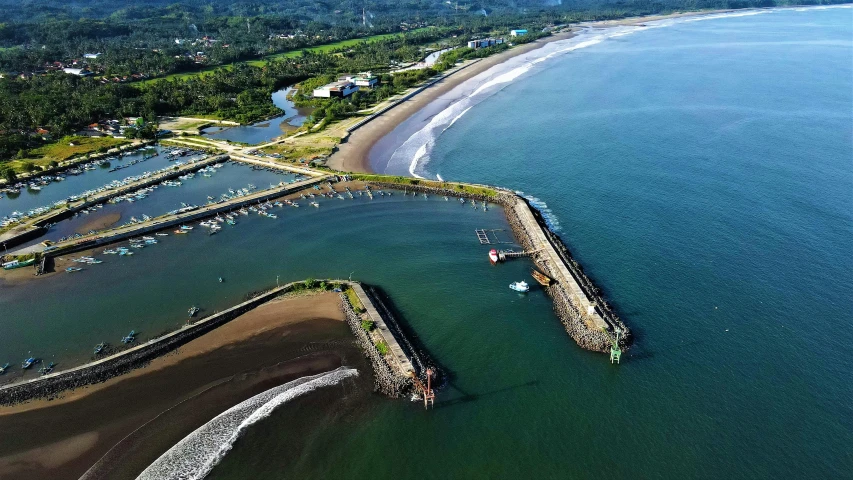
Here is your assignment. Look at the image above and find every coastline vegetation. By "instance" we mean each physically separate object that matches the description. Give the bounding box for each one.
[348,174,500,198]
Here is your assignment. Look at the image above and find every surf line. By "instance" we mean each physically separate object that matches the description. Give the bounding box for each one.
[137,367,359,480]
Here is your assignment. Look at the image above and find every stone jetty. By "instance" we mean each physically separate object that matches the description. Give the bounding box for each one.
[0,280,423,406]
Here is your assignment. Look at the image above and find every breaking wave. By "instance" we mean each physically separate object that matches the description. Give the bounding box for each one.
[136,367,358,480]
[517,192,561,232]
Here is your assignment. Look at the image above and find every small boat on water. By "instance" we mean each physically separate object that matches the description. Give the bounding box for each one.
[21,356,36,369]
[0,363,10,374]
[489,249,500,264]
[310,201,320,208]
[180,225,193,230]
[39,362,55,376]
[66,267,83,273]
[94,343,105,355]
[156,233,169,237]
[121,330,136,344]
[509,281,530,293]
[188,306,200,317]
[175,229,188,235]
[142,236,155,241]
[531,269,553,286]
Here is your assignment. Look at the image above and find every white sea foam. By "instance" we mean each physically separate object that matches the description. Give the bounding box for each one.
[136,367,358,480]
[517,192,562,232]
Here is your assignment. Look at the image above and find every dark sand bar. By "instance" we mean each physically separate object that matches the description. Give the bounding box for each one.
[0,293,371,480]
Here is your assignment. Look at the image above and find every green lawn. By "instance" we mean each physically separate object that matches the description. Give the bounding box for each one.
[29,136,129,162]
[142,28,433,85]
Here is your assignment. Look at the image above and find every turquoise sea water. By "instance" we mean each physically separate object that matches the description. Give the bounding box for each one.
[1,6,851,479]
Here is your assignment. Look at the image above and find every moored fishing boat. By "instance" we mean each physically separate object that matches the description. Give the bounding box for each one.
[531,269,553,286]
[21,356,36,369]
[2,258,36,270]
[94,343,105,355]
[121,330,136,344]
[489,249,499,264]
[509,281,530,293]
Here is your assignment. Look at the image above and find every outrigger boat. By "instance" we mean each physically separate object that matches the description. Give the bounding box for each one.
[121,330,136,344]
[66,267,83,273]
[0,363,10,374]
[188,306,200,317]
[509,281,530,293]
[39,362,56,376]
[21,356,36,369]
[94,343,106,355]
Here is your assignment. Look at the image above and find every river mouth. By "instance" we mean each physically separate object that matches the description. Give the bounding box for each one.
[201,88,313,145]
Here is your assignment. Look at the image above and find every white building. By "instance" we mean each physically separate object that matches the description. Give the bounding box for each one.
[467,38,504,49]
[313,80,360,98]
[343,72,378,88]
[510,29,528,37]
[83,53,101,59]
[63,68,93,76]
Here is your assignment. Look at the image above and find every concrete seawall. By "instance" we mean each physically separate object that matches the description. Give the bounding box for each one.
[365,180,631,353]
[34,175,329,258]
[1,154,230,251]
[0,280,421,405]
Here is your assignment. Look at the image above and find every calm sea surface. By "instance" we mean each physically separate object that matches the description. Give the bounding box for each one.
[1,6,851,479]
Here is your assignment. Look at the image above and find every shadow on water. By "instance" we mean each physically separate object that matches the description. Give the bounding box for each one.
[434,379,540,410]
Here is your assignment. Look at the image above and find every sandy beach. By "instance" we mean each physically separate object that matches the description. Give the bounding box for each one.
[327,30,578,173]
[0,292,371,480]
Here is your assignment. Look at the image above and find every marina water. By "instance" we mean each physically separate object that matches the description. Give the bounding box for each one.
[1,6,851,479]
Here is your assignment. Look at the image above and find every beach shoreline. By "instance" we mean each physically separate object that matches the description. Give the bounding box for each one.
[0,292,371,480]
[327,8,745,175]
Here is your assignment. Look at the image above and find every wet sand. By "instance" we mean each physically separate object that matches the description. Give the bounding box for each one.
[0,292,371,480]
[76,211,122,234]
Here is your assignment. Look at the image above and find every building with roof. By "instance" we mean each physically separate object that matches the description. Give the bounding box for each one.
[313,80,360,98]
[343,72,378,88]
[510,29,528,37]
[467,38,504,49]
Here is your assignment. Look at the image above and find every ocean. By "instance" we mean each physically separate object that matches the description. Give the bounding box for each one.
[265,6,849,479]
[2,6,851,479]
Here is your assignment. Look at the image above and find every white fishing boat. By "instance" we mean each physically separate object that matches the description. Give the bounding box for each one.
[509,281,530,293]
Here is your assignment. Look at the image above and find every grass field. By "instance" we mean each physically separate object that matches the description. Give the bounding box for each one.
[29,136,129,162]
[1,136,130,173]
[142,28,433,85]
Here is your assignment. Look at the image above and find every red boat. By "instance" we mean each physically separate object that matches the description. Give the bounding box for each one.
[489,249,499,264]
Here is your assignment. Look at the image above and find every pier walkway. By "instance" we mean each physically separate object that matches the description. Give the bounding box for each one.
[350,283,415,377]
[508,197,611,332]
[0,154,229,249]
[13,174,330,256]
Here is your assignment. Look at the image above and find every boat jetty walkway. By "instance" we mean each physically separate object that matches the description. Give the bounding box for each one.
[0,280,426,406]
[0,154,231,249]
[15,173,330,258]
